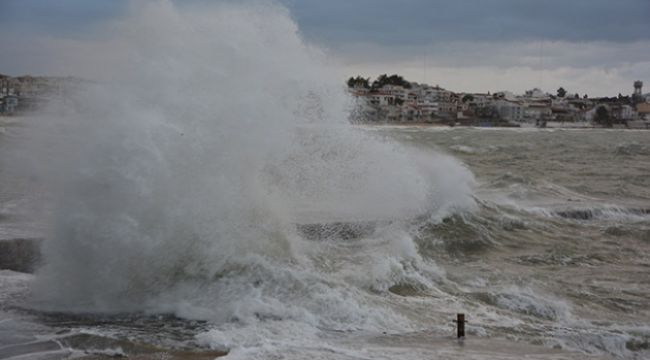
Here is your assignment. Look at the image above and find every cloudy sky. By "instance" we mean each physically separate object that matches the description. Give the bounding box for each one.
[1,0,649,96]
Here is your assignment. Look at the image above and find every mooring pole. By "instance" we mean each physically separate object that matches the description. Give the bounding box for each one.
[456,313,466,338]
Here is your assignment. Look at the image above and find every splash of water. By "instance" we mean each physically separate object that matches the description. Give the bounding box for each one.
[18,0,475,331]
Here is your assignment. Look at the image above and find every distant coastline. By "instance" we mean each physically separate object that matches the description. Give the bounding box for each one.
[347,74,650,129]
[2,72,650,130]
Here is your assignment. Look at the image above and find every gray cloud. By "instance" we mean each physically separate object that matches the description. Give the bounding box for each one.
[1,0,647,96]
[0,0,127,38]
[285,0,650,45]
[281,0,650,96]
[335,40,650,70]
[333,40,650,96]
[4,1,647,45]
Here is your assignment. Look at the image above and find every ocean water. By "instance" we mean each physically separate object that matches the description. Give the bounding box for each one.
[1,1,649,359]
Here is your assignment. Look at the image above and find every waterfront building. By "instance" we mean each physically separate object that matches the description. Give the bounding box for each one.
[524,103,552,121]
[495,99,525,122]
[636,102,650,121]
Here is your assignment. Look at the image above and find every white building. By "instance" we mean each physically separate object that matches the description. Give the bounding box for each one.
[524,103,552,121]
[468,93,492,108]
[495,99,525,122]
[379,85,407,100]
[368,93,397,107]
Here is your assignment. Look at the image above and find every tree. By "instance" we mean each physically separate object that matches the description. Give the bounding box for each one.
[557,87,567,98]
[574,93,580,99]
[371,74,411,90]
[462,94,474,103]
[347,76,370,89]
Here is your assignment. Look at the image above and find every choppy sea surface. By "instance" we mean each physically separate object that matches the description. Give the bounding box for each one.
[1,126,648,359]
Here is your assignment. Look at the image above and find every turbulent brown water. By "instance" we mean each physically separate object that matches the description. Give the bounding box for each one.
[373,127,650,358]
[2,126,649,359]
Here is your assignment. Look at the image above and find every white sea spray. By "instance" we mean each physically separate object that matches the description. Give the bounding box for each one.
[6,1,477,355]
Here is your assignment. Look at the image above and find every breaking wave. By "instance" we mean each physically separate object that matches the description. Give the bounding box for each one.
[553,206,650,222]
[11,1,476,343]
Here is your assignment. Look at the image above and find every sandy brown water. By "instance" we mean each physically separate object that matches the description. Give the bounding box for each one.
[1,126,649,359]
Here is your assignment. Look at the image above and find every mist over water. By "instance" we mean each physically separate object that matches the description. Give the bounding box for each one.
[18,0,475,331]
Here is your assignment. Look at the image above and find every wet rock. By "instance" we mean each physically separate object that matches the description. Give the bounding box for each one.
[61,333,228,359]
[0,238,43,273]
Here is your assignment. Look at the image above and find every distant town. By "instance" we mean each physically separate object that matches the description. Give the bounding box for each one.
[2,73,650,129]
[348,74,650,129]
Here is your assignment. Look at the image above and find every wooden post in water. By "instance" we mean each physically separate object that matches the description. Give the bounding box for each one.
[456,313,466,338]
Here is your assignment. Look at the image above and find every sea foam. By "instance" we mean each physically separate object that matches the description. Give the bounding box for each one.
[11,3,476,354]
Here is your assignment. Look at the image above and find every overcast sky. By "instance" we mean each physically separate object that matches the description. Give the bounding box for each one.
[1,0,649,96]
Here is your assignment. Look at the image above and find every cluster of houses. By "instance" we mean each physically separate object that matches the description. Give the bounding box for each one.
[348,75,650,128]
[0,74,83,115]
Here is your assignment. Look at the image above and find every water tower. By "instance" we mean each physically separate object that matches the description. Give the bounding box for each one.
[634,81,643,96]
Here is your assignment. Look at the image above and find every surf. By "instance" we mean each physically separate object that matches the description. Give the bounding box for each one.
[8,0,476,334]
